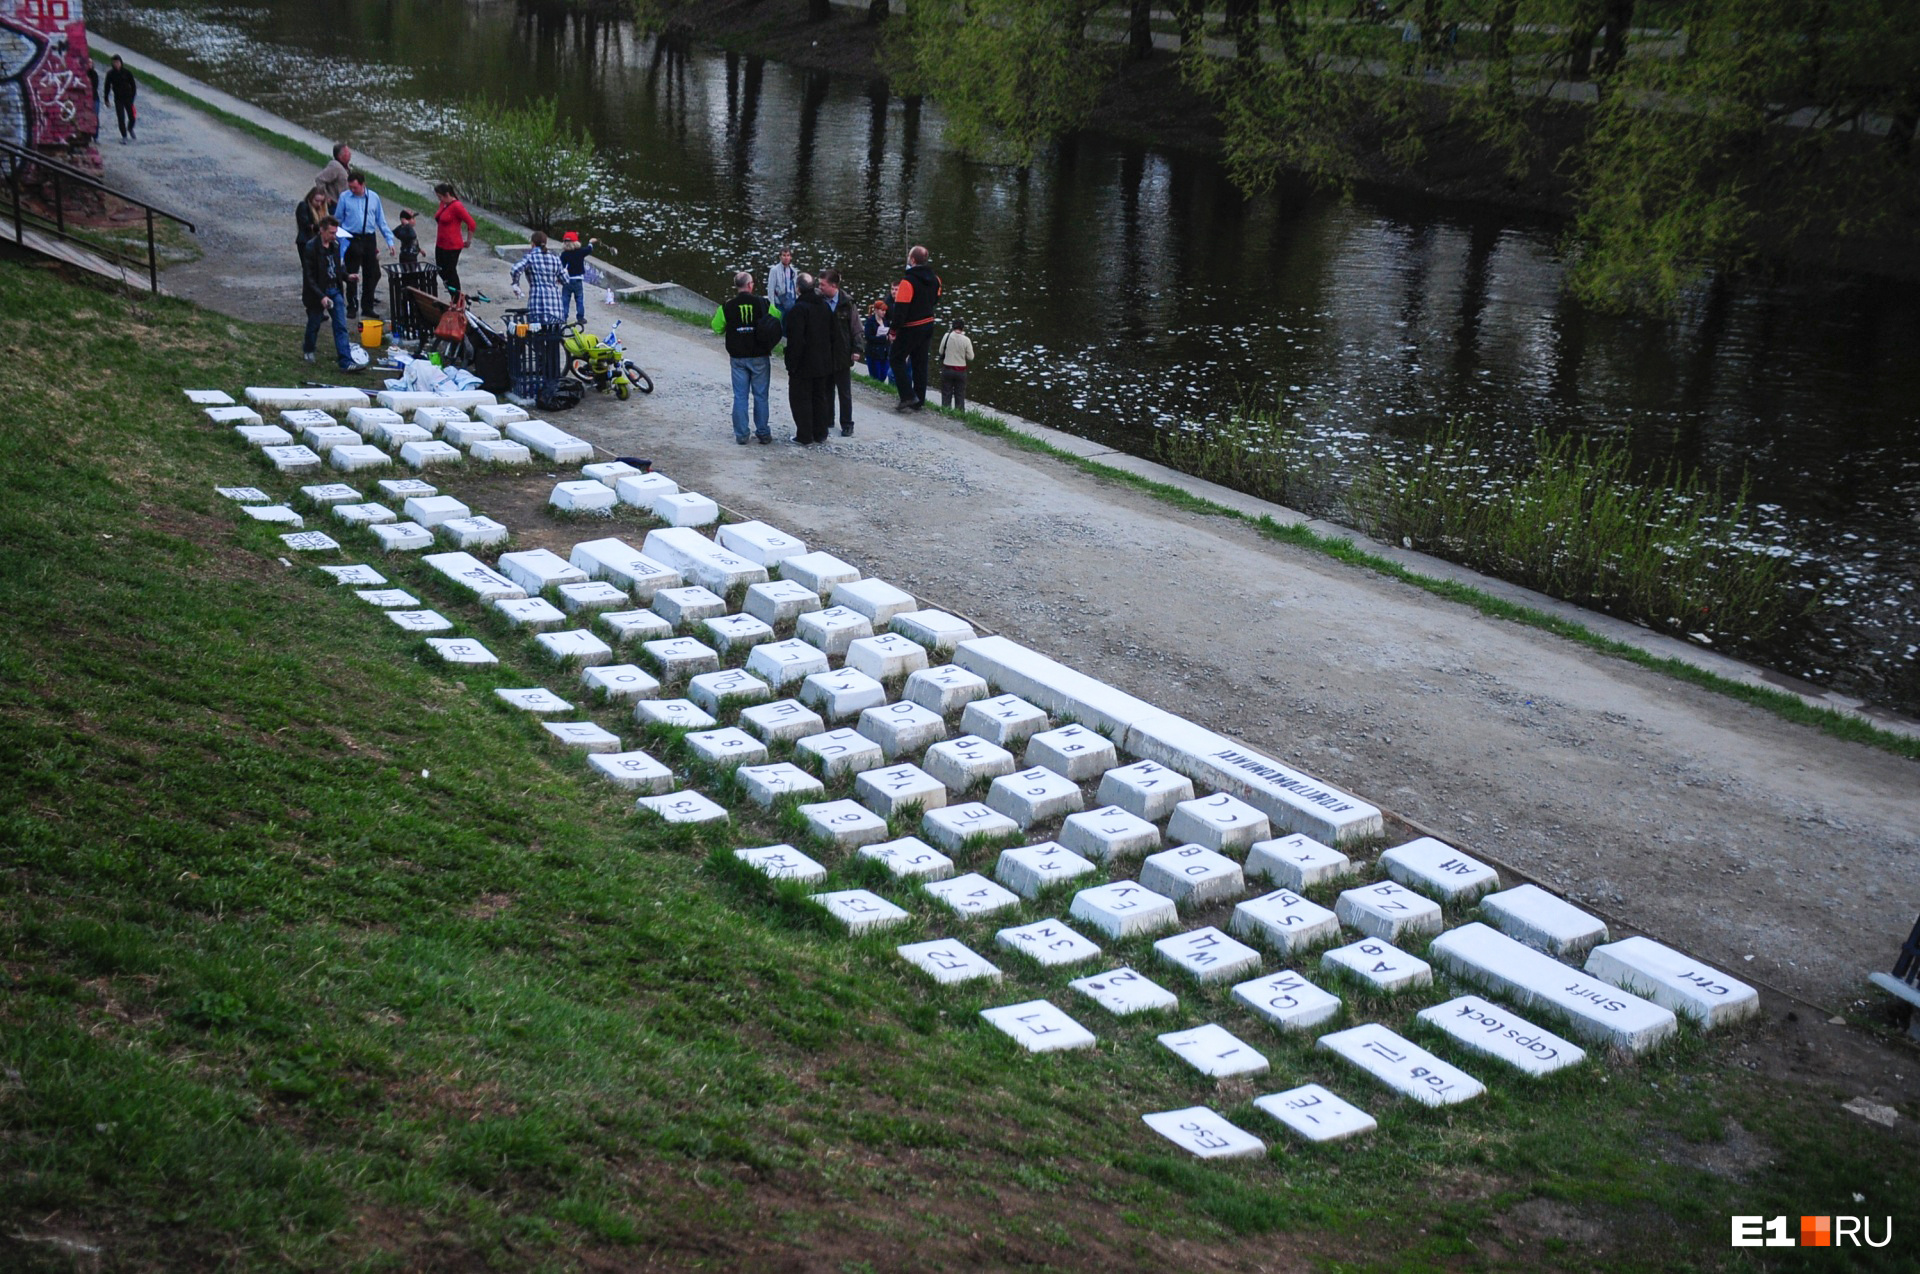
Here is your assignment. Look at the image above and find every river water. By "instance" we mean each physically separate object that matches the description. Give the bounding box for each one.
[94,0,1920,714]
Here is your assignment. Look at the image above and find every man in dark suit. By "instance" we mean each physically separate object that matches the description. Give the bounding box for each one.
[783,274,835,446]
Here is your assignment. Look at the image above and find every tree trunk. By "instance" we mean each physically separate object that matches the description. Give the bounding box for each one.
[868,0,887,24]
[1174,0,1203,52]
[1567,0,1602,80]
[1593,0,1634,83]
[1269,0,1298,63]
[1129,0,1153,60]
[1225,0,1258,63]
[1488,0,1517,98]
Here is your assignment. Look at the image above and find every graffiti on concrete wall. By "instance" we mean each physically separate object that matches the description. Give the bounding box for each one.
[0,0,95,150]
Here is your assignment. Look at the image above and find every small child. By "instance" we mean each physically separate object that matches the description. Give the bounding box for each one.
[863,299,892,384]
[937,318,974,411]
[559,231,598,325]
[394,210,419,266]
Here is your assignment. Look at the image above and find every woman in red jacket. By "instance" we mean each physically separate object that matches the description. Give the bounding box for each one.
[432,182,477,297]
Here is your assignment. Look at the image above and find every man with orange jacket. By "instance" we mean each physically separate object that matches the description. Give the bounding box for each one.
[887,245,941,412]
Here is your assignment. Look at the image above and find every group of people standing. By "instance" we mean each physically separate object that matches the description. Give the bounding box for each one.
[711,244,977,447]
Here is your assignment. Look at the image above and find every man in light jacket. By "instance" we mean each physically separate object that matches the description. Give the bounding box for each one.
[331,171,392,318]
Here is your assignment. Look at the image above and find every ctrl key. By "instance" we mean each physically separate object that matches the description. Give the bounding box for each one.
[1140,1107,1266,1161]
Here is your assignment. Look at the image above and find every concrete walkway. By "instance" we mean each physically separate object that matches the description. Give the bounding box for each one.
[86,64,1920,1028]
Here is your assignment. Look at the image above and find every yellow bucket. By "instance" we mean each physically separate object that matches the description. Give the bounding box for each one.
[359,318,384,348]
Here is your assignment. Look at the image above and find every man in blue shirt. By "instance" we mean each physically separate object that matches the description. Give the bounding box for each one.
[331,171,393,319]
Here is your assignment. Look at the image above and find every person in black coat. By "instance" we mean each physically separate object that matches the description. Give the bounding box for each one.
[782,275,835,445]
[102,56,137,142]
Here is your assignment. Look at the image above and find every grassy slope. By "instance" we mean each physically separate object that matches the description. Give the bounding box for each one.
[0,258,1913,1272]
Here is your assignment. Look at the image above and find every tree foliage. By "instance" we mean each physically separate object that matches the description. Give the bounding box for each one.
[440,97,600,231]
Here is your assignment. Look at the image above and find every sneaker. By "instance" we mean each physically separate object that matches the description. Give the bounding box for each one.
[736,436,749,446]
[302,352,315,363]
[757,434,772,445]
[840,425,853,437]
[336,363,365,375]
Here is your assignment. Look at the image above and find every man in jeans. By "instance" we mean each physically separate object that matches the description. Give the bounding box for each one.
[331,171,393,318]
[709,271,781,446]
[888,245,941,411]
[300,217,362,373]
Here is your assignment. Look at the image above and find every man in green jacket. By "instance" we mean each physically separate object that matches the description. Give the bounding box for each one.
[710,271,781,446]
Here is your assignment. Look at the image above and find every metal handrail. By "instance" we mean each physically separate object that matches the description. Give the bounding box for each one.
[0,135,196,293]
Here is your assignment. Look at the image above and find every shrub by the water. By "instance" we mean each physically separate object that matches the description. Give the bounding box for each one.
[439,96,598,231]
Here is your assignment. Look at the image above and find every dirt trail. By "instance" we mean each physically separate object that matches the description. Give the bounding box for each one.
[91,78,1920,1059]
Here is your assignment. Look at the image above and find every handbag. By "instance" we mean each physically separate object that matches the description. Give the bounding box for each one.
[434,293,469,343]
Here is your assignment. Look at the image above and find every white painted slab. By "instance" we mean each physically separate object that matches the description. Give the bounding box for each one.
[538,629,614,667]
[1481,884,1609,958]
[334,503,397,527]
[1317,1023,1485,1106]
[1070,966,1179,1016]
[889,609,976,654]
[1094,759,1195,821]
[356,589,416,607]
[1140,1108,1265,1160]
[794,605,873,657]
[437,516,510,550]
[280,531,340,552]
[1253,1085,1377,1144]
[403,495,469,529]
[557,580,632,614]
[551,480,616,513]
[542,721,622,752]
[641,528,771,594]
[280,409,336,431]
[829,577,917,624]
[318,564,386,585]
[737,762,826,807]
[687,668,771,712]
[503,418,593,464]
[298,482,361,507]
[922,734,1017,793]
[376,479,437,501]
[185,389,234,405]
[1025,725,1118,783]
[436,421,496,448]
[582,663,661,703]
[1245,835,1351,891]
[241,504,302,527]
[1418,995,1588,1076]
[1335,880,1445,943]
[493,597,567,631]
[237,424,293,448]
[652,586,728,628]
[702,613,774,654]
[633,698,717,730]
[776,550,860,595]
[1321,937,1432,994]
[735,844,827,883]
[641,636,719,679]
[1155,926,1262,985]
[813,889,911,934]
[1232,969,1342,1032]
[744,579,822,627]
[796,727,884,778]
[424,637,497,665]
[470,440,531,465]
[345,406,404,431]
[495,687,573,714]
[1070,880,1180,940]
[207,406,263,426]
[1167,793,1271,855]
[745,638,830,689]
[923,872,1021,918]
[329,444,392,473]
[410,406,470,431]
[1058,806,1160,863]
[898,939,1000,985]
[995,842,1098,899]
[1139,845,1245,907]
[860,836,955,881]
[653,491,720,527]
[951,635,1163,739]
[369,521,433,552]
[582,460,644,487]
[423,551,526,601]
[215,485,272,503]
[569,538,681,599]
[302,424,362,455]
[601,609,673,644]
[499,548,588,593]
[902,664,991,716]
[586,750,675,792]
[716,519,806,566]
[846,632,931,681]
[371,421,433,449]
[856,700,946,760]
[958,693,1049,749]
[921,802,1021,850]
[1230,888,1340,955]
[1380,837,1501,904]
[374,389,496,413]
[997,918,1102,968]
[612,471,679,508]
[1429,923,1677,1054]
[979,1000,1097,1053]
[855,763,948,818]
[636,790,729,824]
[247,386,370,413]
[799,667,887,722]
[985,766,1084,828]
[684,726,770,769]
[475,402,531,428]
[738,699,826,744]
[261,444,323,474]
[1585,936,1760,1029]
[1159,1023,1270,1079]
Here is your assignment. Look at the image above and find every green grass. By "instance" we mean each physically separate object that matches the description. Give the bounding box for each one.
[4,259,1914,1269]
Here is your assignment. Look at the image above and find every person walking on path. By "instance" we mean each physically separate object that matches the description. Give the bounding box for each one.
[819,268,859,437]
[394,209,420,267]
[294,186,329,279]
[863,299,892,385]
[888,245,941,411]
[559,232,598,325]
[709,271,780,446]
[783,273,835,445]
[768,248,798,314]
[937,319,975,411]
[300,217,361,372]
[102,56,137,143]
[332,171,393,318]
[315,142,353,205]
[432,183,476,298]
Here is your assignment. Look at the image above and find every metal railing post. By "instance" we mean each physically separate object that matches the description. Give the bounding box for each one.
[147,208,157,293]
[8,164,19,246]
[53,170,63,236]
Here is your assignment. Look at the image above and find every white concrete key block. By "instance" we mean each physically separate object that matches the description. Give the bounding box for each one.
[1071,966,1179,1016]
[856,700,946,761]
[1095,759,1195,821]
[687,668,771,712]
[738,699,825,744]
[636,791,729,824]
[581,460,644,488]
[422,551,526,601]
[860,836,954,882]
[377,478,437,501]
[777,550,860,594]
[387,608,452,632]
[799,667,887,723]
[1167,793,1271,855]
[495,687,573,714]
[241,504,302,527]
[1429,923,1677,1053]
[1335,880,1444,944]
[1159,1023,1270,1080]
[922,734,1016,793]
[920,803,1020,851]
[557,581,632,614]
[504,419,593,464]
[470,440,531,465]
[369,521,433,552]
[355,589,418,607]
[570,538,680,599]
[185,389,234,405]
[410,406,471,431]
[744,579,822,627]
[371,421,433,450]
[828,577,917,624]
[889,609,977,654]
[303,424,363,455]
[1139,845,1245,908]
[684,726,770,769]
[437,517,510,550]
[334,503,396,527]
[1584,936,1760,1029]
[542,721,622,753]
[1316,1023,1484,1107]
[1070,880,1180,940]
[959,694,1048,748]
[984,766,1084,828]
[903,664,990,716]
[735,844,827,883]
[653,491,720,527]
[328,445,391,473]
[794,605,872,657]
[601,609,673,644]
[716,519,806,566]
[800,798,892,849]
[611,471,678,508]
[1232,970,1342,1032]
[587,750,674,791]
[1140,1108,1265,1161]
[299,482,361,507]
[701,613,774,654]
[995,842,1098,899]
[923,871,1021,917]
[492,597,567,631]
[996,918,1102,968]
[207,406,262,426]
[641,527,768,593]
[538,629,614,667]
[980,1000,1096,1054]
[247,386,368,413]
[1155,926,1262,985]
[641,636,720,680]
[400,440,465,470]
[403,495,470,528]
[216,485,272,503]
[551,480,617,513]
[1231,888,1340,956]
[440,421,499,448]
[796,727,883,778]
[581,664,662,703]
[652,586,728,629]
[474,402,530,428]
[1321,937,1432,994]
[1379,837,1501,904]
[345,406,403,431]
[898,939,1000,986]
[318,564,386,585]
[746,638,830,689]
[846,633,931,682]
[1480,884,1609,959]
[737,762,824,808]
[1058,806,1161,863]
[278,531,339,552]
[262,444,323,475]
[812,889,910,934]
[1246,835,1351,891]
[279,408,338,432]
[1024,724,1119,783]
[237,424,293,448]
[1254,1085,1377,1144]
[855,763,948,818]
[1417,995,1588,1076]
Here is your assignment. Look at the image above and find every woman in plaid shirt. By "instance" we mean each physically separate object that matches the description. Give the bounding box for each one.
[510,232,569,323]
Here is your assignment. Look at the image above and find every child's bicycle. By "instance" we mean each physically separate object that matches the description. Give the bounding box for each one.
[562,319,653,401]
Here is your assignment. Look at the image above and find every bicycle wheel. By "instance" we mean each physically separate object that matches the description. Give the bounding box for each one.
[624,361,653,394]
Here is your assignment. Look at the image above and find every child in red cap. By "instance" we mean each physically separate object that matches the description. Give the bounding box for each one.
[558,232,598,324]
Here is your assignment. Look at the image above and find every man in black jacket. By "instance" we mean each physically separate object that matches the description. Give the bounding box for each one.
[708,271,779,445]
[820,268,860,437]
[887,245,941,411]
[300,218,362,372]
[783,275,835,445]
[102,56,137,143]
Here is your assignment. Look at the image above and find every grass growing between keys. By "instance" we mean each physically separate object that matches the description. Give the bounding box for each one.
[1,259,1916,1271]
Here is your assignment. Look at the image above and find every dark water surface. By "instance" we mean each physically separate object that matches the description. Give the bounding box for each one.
[95,0,1920,712]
